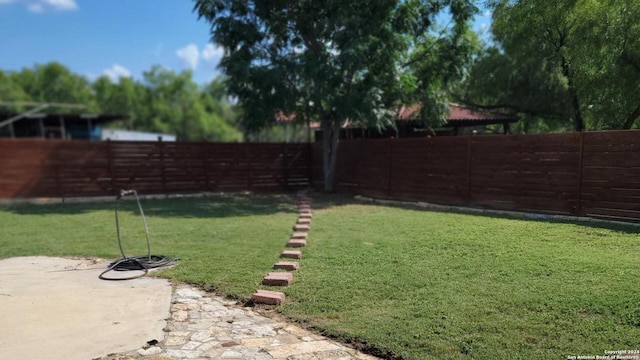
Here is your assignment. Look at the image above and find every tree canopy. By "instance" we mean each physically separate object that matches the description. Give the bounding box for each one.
[195,0,478,190]
[0,62,242,141]
[462,0,640,132]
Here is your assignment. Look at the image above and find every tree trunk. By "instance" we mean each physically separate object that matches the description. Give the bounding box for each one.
[621,103,640,129]
[561,55,584,131]
[322,119,341,192]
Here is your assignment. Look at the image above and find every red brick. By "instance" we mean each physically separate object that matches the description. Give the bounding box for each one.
[297,218,311,225]
[274,261,299,271]
[281,250,302,259]
[262,272,294,286]
[286,239,307,248]
[293,224,311,232]
[291,232,308,239]
[252,289,285,305]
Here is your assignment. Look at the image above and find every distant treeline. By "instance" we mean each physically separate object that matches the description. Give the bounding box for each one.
[0,62,242,141]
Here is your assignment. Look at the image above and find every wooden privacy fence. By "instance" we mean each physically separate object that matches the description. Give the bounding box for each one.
[0,140,310,198]
[2,131,639,222]
[311,130,640,221]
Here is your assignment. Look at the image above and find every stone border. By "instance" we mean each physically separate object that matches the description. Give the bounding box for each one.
[102,284,379,360]
[353,195,640,228]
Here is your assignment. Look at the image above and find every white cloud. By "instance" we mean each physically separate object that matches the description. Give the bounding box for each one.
[43,0,76,9]
[103,64,132,82]
[202,43,223,63]
[27,2,42,11]
[0,0,78,11]
[176,44,200,70]
[483,9,492,17]
[8,0,79,12]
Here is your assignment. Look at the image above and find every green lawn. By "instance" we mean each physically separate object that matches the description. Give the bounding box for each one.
[0,193,298,297]
[1,193,639,359]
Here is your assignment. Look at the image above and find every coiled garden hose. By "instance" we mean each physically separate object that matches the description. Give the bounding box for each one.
[99,189,179,281]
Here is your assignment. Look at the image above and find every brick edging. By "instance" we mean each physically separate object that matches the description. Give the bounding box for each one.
[252,190,313,306]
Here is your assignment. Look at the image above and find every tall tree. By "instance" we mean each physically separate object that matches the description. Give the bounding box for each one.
[2,62,242,141]
[464,0,640,132]
[572,0,640,130]
[460,47,574,133]
[14,62,95,110]
[140,66,241,141]
[0,70,31,113]
[93,76,142,129]
[140,66,206,140]
[200,78,243,141]
[194,0,477,191]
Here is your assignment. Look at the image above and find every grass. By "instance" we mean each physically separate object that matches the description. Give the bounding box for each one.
[0,193,298,297]
[1,193,639,359]
[281,197,640,359]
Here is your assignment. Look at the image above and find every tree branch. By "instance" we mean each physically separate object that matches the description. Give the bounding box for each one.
[454,96,565,120]
[621,102,640,130]
[620,51,640,74]
[402,18,453,69]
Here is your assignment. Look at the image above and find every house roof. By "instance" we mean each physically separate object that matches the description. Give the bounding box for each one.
[275,104,518,129]
[398,104,518,126]
[275,111,296,123]
[1,112,128,125]
[1,112,130,139]
[275,111,321,128]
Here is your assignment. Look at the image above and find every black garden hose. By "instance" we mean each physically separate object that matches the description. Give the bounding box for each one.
[99,189,178,281]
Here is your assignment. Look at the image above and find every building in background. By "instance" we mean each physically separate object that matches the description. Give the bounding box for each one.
[0,112,175,141]
[100,129,176,142]
[277,104,519,141]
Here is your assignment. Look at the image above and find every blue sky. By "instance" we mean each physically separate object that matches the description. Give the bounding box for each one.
[0,0,492,85]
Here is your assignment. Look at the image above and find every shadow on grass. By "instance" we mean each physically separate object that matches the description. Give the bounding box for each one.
[6,190,635,235]
[324,192,640,235]
[1,192,301,219]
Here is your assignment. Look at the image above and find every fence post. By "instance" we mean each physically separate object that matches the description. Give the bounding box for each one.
[245,142,253,190]
[201,143,210,191]
[421,138,430,200]
[283,144,289,190]
[158,138,167,192]
[466,136,472,204]
[576,131,585,216]
[54,163,63,199]
[386,139,393,197]
[106,139,115,195]
[307,142,313,190]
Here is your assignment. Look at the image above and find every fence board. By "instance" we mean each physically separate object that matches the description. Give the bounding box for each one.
[311,131,640,221]
[578,131,640,220]
[0,139,310,198]
[4,130,640,222]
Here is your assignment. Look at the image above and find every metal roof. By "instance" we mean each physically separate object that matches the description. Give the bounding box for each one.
[0,113,128,124]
